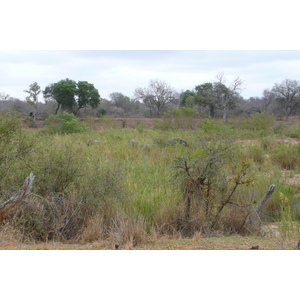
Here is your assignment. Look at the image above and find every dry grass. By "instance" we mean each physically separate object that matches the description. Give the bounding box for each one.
[0,225,23,248]
[1,233,299,250]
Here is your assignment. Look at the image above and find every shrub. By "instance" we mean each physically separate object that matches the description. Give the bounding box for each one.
[200,118,232,135]
[242,145,265,165]
[164,107,199,118]
[97,109,107,117]
[46,113,88,134]
[270,144,300,170]
[156,107,200,130]
[229,112,275,131]
[281,123,300,138]
[174,136,256,236]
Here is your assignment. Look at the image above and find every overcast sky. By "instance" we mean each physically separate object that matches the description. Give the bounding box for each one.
[1,50,300,101]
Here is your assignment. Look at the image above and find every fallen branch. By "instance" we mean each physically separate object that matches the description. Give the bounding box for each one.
[0,172,35,225]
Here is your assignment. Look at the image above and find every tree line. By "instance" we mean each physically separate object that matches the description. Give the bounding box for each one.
[1,75,300,120]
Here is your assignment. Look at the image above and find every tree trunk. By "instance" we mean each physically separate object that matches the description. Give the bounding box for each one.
[55,104,61,115]
[222,106,227,123]
[0,172,35,225]
[34,102,37,121]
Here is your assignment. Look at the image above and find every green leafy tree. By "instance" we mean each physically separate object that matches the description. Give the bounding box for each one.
[43,79,77,114]
[43,79,100,114]
[180,89,196,107]
[24,82,41,120]
[76,81,100,112]
[194,82,217,117]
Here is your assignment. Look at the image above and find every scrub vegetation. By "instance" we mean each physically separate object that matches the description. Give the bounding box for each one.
[1,110,300,249]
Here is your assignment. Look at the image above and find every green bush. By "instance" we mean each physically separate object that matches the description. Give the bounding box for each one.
[200,118,232,135]
[97,109,107,117]
[46,113,88,134]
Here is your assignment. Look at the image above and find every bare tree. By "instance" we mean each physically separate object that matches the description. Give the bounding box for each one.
[271,79,300,120]
[214,73,243,123]
[0,92,11,101]
[262,89,275,112]
[134,79,178,117]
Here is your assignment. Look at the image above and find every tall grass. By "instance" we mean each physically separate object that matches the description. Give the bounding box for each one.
[1,113,300,245]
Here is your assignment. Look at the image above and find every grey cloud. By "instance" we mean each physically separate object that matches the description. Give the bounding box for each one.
[1,50,300,100]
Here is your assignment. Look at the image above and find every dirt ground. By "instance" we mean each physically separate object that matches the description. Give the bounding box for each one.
[1,235,299,250]
[1,223,299,250]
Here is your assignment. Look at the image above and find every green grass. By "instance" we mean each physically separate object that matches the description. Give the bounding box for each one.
[1,114,300,245]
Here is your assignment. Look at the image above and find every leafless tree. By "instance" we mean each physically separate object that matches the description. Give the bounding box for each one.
[134,79,178,117]
[0,92,11,101]
[271,79,300,120]
[262,89,275,112]
[214,73,243,122]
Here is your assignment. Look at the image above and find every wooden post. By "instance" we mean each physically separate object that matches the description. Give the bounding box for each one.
[0,172,35,225]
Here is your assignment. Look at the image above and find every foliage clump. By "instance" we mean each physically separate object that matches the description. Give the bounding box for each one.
[46,113,88,134]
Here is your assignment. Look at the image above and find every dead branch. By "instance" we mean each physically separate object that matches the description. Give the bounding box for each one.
[0,172,35,225]
[249,184,276,226]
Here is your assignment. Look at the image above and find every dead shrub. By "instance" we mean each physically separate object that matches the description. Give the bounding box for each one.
[193,231,202,241]
[80,213,105,242]
[7,194,85,242]
[153,203,184,236]
[107,212,150,247]
[0,224,25,247]
[218,207,251,235]
[153,202,205,237]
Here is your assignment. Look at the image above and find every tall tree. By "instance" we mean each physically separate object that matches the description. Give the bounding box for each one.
[213,73,242,122]
[134,79,178,117]
[43,79,77,114]
[262,89,275,112]
[24,82,41,120]
[271,79,300,120]
[0,92,11,101]
[43,79,100,114]
[180,89,196,107]
[193,75,242,120]
[76,81,100,112]
[194,82,217,118]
